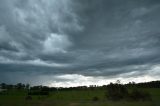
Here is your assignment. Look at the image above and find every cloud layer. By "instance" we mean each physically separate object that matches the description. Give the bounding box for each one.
[0,0,160,86]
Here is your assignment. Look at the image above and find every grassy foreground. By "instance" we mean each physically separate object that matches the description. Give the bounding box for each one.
[0,88,160,106]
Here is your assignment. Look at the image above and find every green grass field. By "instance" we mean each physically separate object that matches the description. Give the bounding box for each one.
[0,88,160,106]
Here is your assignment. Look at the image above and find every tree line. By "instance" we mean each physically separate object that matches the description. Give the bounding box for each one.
[1,80,159,101]
[0,80,160,91]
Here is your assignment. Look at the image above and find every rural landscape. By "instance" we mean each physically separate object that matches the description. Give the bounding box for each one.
[1,0,160,106]
[0,81,160,106]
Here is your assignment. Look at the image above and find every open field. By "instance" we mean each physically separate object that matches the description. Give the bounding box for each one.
[0,88,160,106]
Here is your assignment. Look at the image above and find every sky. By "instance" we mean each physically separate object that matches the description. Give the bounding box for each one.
[0,0,160,87]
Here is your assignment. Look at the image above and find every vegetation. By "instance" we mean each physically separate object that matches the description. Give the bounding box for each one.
[106,83,129,100]
[0,81,160,106]
[106,83,151,101]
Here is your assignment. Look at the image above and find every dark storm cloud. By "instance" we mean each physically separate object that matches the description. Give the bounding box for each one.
[0,0,160,85]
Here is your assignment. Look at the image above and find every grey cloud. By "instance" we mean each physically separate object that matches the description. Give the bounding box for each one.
[0,0,160,85]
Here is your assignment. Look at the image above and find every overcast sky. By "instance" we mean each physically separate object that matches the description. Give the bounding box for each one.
[0,0,160,87]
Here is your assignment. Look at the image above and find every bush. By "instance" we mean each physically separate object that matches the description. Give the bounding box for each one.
[129,89,152,101]
[25,95,32,100]
[92,96,99,101]
[106,83,151,101]
[106,83,128,101]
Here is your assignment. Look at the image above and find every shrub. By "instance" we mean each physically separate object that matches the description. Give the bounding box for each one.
[106,83,151,101]
[25,95,32,100]
[129,89,152,101]
[106,83,128,101]
[92,96,99,101]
